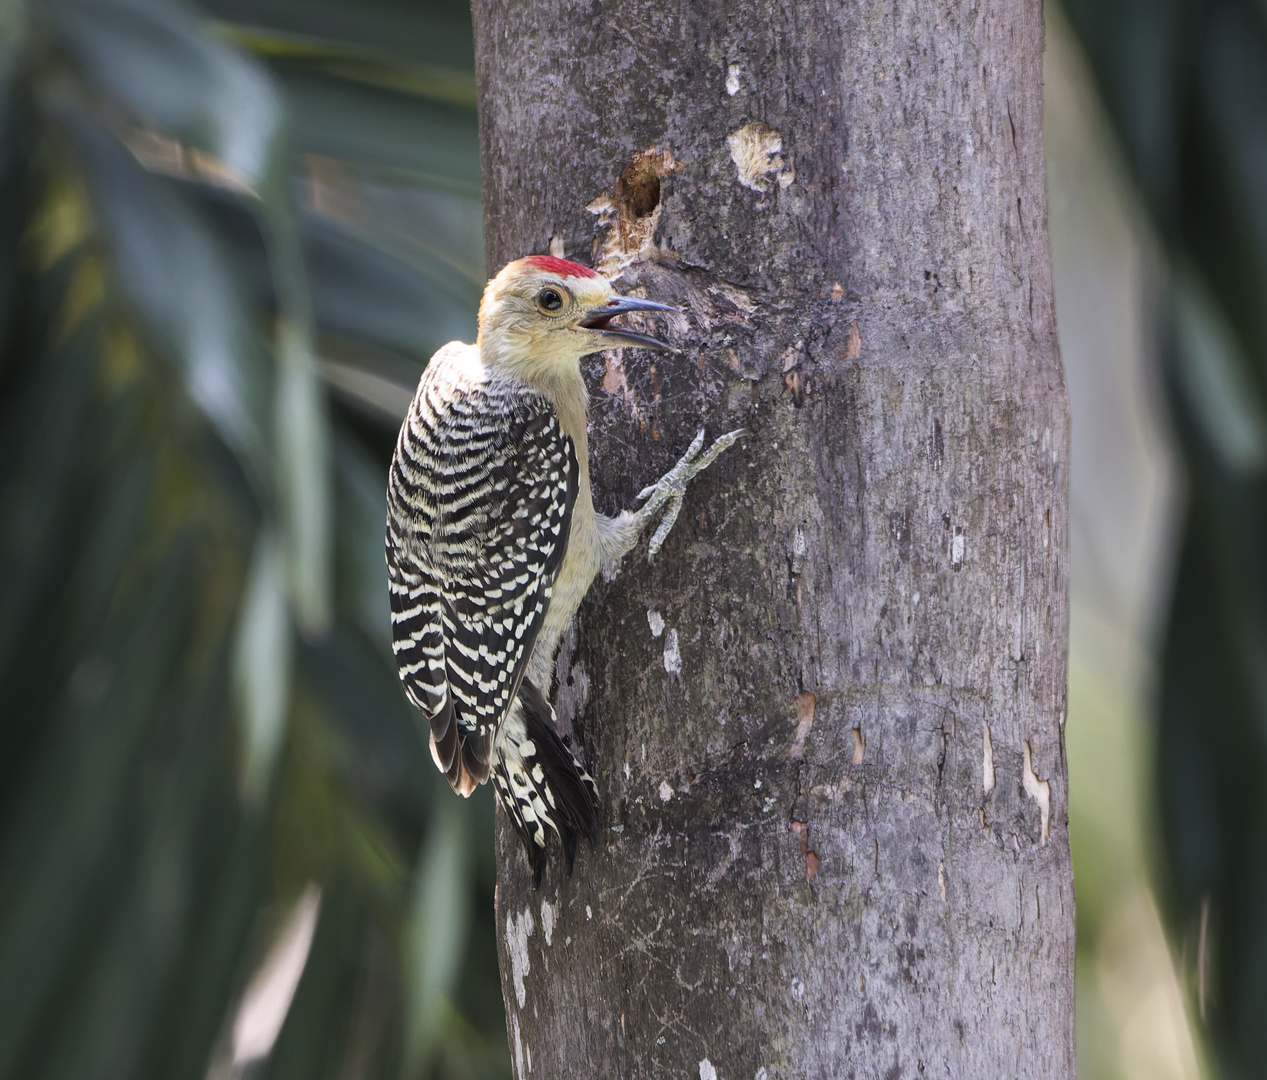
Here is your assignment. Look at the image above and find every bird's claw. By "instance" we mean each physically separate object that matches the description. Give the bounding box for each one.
[636,427,705,502]
[635,426,749,560]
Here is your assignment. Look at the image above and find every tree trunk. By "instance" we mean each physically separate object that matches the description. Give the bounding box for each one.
[472,1,1073,1076]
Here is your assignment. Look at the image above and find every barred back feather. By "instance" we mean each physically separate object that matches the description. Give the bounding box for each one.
[386,341,596,879]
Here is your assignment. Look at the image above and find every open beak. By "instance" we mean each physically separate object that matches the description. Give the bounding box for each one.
[578,295,678,350]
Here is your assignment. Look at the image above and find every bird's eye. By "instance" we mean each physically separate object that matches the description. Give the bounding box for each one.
[537,288,565,313]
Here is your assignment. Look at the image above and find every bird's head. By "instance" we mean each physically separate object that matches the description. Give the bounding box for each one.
[476,256,675,387]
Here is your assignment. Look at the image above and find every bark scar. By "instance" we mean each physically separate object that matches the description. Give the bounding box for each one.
[790,691,815,760]
[1021,740,1051,842]
[726,121,795,193]
[790,820,820,882]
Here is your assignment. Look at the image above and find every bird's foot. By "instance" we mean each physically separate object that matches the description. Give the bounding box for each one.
[634,426,748,559]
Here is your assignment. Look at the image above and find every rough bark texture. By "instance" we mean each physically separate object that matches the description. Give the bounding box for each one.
[472,2,1073,1076]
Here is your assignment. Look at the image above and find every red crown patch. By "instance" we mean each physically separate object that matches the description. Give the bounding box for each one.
[525,255,600,279]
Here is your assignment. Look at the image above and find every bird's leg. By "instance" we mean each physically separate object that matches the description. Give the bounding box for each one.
[596,427,748,575]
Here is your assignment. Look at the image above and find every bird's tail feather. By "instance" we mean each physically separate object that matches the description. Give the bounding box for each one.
[427,697,492,798]
[491,680,599,888]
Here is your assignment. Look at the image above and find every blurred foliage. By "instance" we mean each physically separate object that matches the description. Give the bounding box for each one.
[1061,0,1267,1075]
[0,0,506,1077]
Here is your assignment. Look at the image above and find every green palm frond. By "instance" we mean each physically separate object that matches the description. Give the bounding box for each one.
[1062,0,1267,1074]
[0,0,504,1075]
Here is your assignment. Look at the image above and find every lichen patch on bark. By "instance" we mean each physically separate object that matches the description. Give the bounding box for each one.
[662,627,682,676]
[506,908,534,1008]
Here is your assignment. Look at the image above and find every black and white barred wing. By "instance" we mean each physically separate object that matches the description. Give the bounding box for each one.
[442,405,577,743]
[386,557,450,745]
[386,346,464,778]
[386,364,577,795]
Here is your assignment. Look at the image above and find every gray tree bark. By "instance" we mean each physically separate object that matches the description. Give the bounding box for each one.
[472,1,1073,1076]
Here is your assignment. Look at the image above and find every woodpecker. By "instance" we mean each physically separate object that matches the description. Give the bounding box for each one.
[386,255,744,886]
